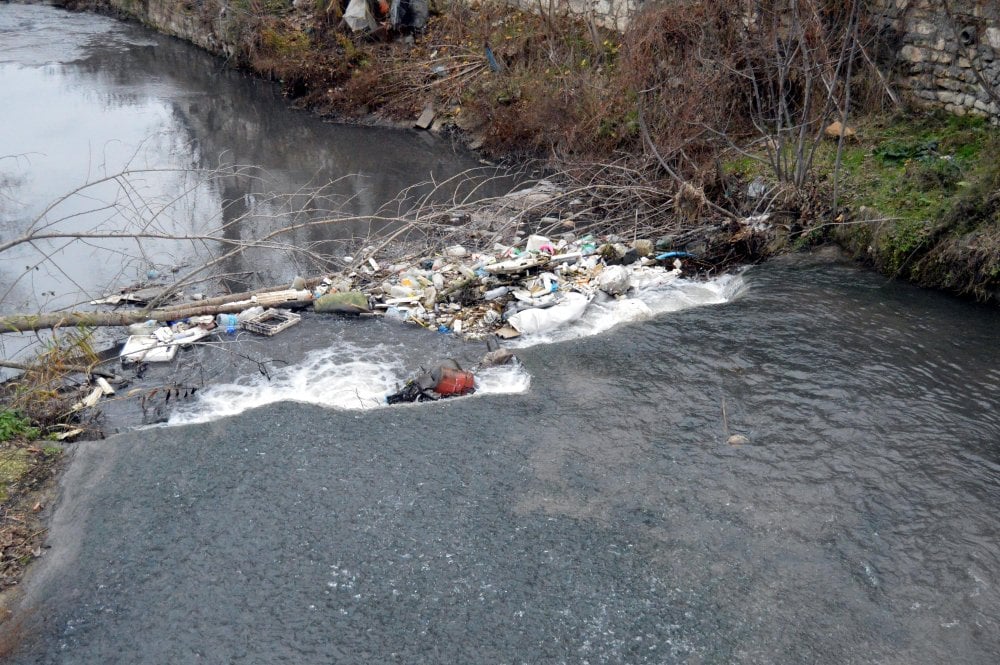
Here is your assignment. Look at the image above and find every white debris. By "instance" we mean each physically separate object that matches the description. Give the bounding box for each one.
[508,292,591,334]
[597,264,631,296]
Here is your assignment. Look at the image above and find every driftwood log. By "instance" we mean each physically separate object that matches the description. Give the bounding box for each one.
[0,287,317,333]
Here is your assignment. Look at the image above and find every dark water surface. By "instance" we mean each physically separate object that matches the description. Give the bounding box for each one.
[9,256,1000,664]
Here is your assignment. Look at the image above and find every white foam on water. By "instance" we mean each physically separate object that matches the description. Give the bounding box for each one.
[475,362,533,394]
[509,271,746,348]
[167,343,406,425]
[167,341,533,425]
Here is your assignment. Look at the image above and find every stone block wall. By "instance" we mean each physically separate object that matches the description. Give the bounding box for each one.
[503,0,641,32]
[873,0,1000,120]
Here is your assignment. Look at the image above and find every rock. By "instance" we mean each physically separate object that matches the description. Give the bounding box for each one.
[414,103,435,130]
[900,44,925,63]
[480,348,515,368]
[824,121,857,140]
[655,235,677,251]
[987,27,1000,50]
[314,291,370,314]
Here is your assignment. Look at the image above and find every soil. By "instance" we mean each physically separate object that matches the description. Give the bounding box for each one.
[0,445,65,623]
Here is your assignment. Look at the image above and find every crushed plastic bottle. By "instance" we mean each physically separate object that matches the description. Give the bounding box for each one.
[215,313,239,334]
[484,286,509,301]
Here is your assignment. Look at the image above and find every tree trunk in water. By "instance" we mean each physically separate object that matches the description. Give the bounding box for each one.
[0,291,315,333]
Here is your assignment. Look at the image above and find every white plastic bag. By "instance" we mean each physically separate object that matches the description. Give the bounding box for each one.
[597,264,631,296]
[508,292,591,334]
[344,0,376,32]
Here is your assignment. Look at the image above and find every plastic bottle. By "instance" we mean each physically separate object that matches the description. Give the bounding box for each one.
[389,285,417,298]
[215,313,239,334]
[385,307,408,322]
[484,286,509,301]
[236,306,264,322]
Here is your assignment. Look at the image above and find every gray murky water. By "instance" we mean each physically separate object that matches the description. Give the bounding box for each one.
[0,2,508,313]
[3,4,1000,664]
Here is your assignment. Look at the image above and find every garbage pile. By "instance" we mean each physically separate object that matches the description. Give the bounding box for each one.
[335,231,691,341]
[118,306,305,365]
[100,227,694,371]
[386,335,519,404]
[386,359,475,404]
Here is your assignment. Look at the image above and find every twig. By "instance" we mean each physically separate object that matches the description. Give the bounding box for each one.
[721,397,730,439]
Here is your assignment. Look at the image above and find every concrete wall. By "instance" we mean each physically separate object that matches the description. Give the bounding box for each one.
[102,0,235,57]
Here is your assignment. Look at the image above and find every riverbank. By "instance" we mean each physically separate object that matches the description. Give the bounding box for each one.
[0,415,62,632]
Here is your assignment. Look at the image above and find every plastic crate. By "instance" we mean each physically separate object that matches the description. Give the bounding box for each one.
[120,334,178,364]
[239,308,301,336]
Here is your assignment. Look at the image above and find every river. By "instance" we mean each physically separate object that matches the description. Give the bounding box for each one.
[3,4,1000,664]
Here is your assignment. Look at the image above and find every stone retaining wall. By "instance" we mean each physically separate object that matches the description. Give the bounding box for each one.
[512,0,1000,120]
[873,1,1000,119]
[503,0,640,32]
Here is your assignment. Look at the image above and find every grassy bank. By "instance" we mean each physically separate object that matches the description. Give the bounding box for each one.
[0,411,62,605]
[823,114,1000,301]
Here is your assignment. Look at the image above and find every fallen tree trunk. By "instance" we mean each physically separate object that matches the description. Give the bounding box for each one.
[0,290,315,333]
[150,276,327,315]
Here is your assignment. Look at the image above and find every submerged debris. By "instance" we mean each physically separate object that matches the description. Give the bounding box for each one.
[386,359,476,404]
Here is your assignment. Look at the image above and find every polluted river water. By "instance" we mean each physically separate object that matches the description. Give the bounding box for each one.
[2,4,1000,664]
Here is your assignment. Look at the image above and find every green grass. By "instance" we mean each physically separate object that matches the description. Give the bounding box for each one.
[0,411,39,443]
[0,449,30,502]
[723,112,997,226]
[818,112,995,225]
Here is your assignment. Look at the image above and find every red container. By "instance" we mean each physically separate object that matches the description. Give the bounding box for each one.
[434,366,475,396]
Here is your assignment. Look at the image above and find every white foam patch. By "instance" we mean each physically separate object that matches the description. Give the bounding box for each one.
[510,272,746,348]
[167,343,407,425]
[474,361,532,395]
[167,342,533,425]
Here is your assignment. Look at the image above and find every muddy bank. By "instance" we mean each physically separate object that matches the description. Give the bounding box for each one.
[0,441,63,639]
